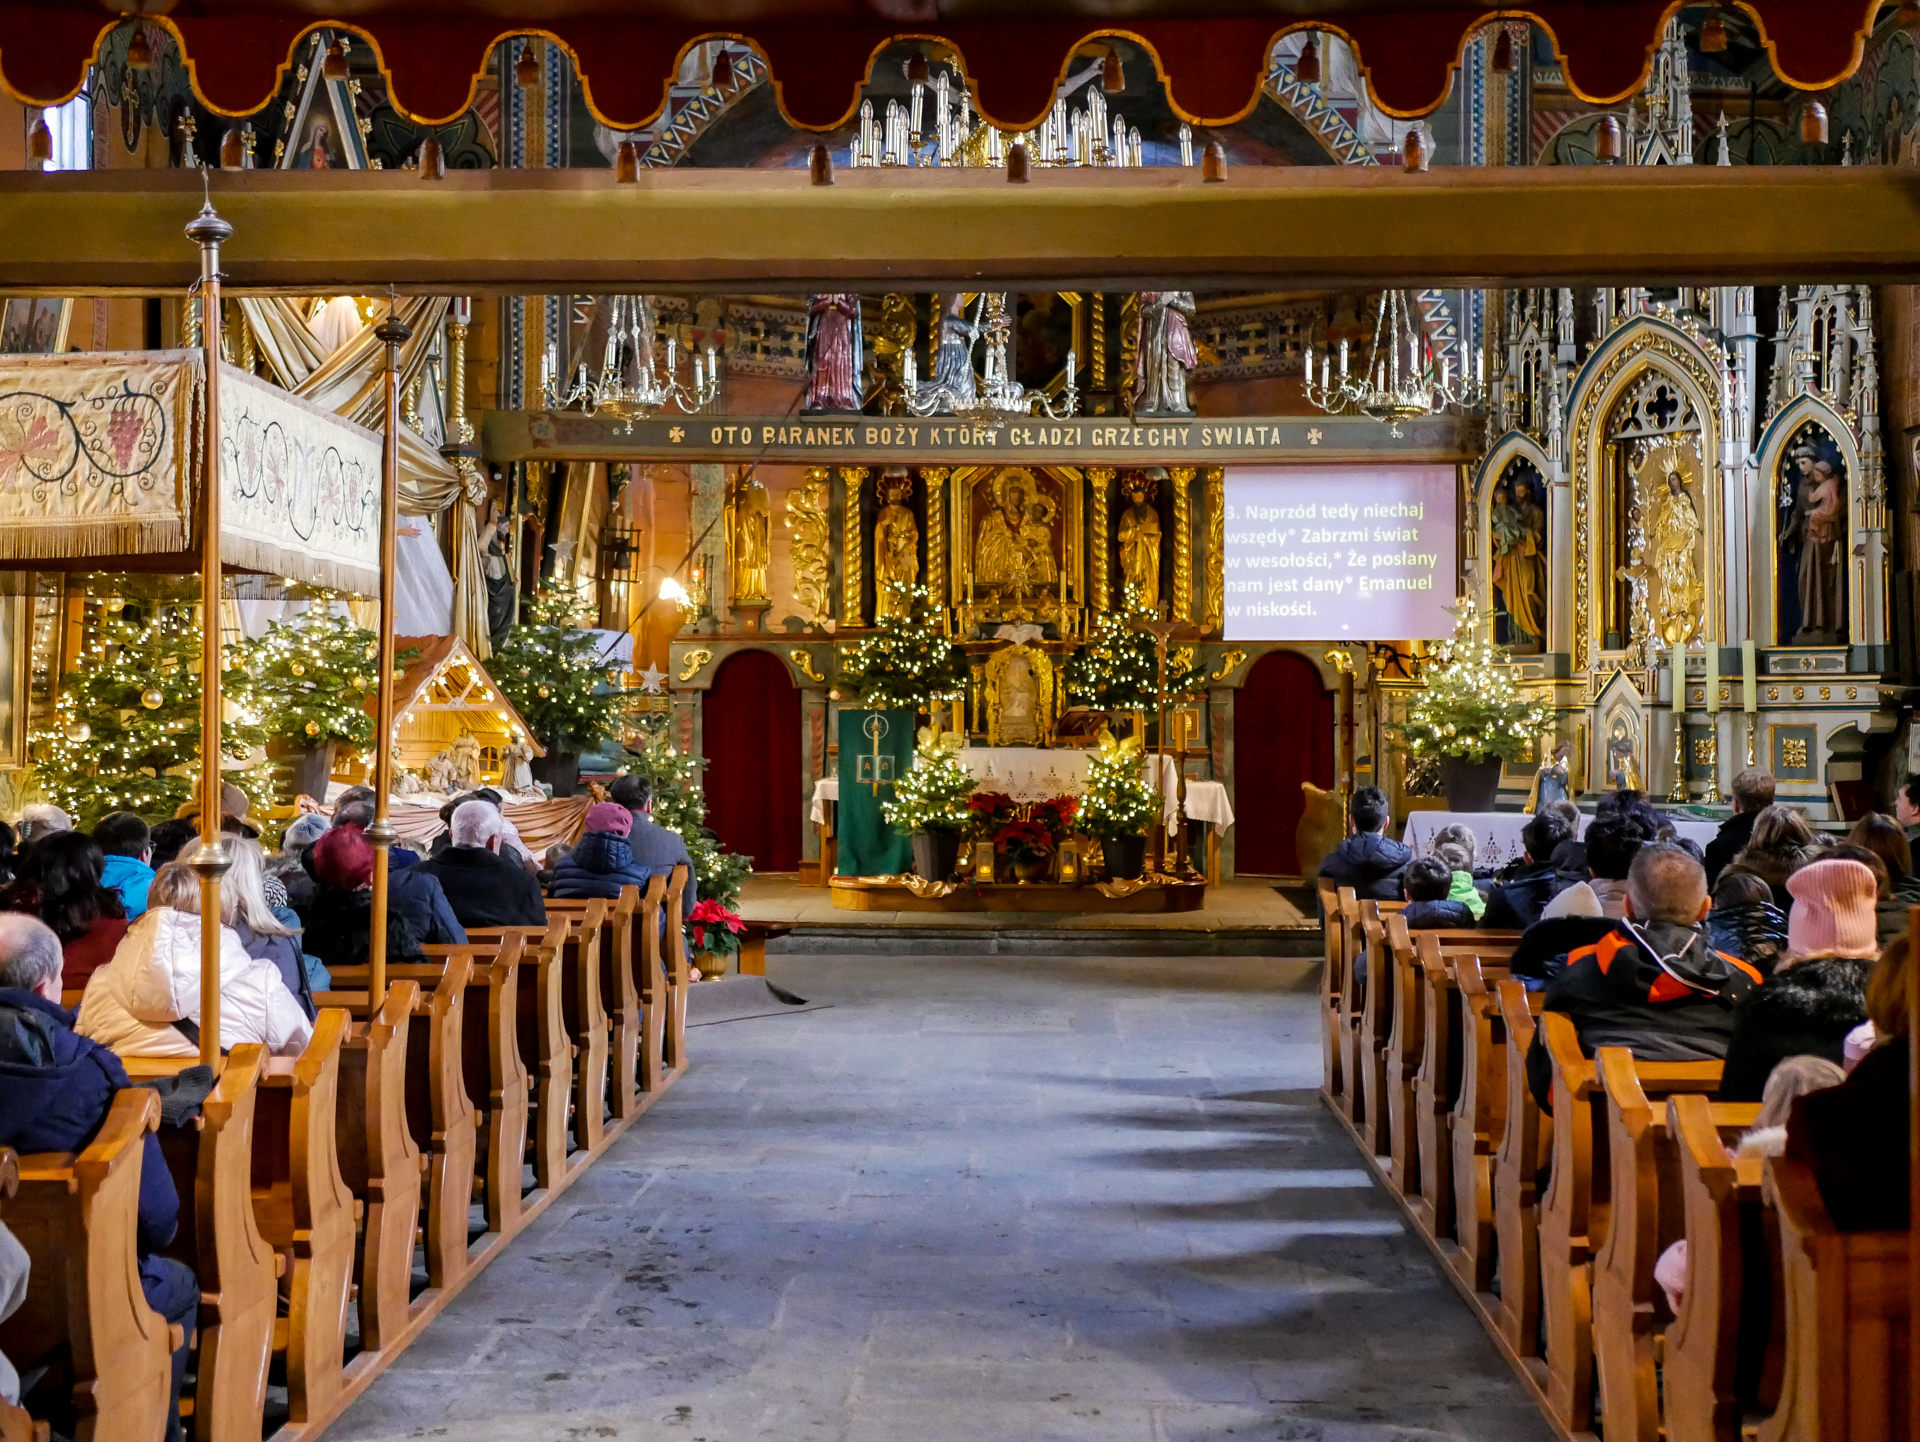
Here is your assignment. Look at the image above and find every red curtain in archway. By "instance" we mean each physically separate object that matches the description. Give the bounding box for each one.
[1232,650,1334,876]
[702,650,802,873]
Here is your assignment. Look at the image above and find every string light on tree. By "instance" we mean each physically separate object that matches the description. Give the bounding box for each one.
[488,590,631,751]
[1398,597,1554,765]
[833,586,969,710]
[1064,586,1205,713]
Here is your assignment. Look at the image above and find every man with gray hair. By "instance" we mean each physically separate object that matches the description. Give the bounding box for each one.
[413,799,547,930]
[0,912,199,1436]
[1525,842,1765,1113]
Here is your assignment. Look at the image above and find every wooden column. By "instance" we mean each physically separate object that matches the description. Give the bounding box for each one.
[1204,465,1225,633]
[185,198,232,1070]
[839,466,868,626]
[1170,465,1196,622]
[1088,466,1114,612]
[921,466,949,605]
[366,310,413,1004]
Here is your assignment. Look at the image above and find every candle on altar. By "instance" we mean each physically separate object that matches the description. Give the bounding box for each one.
[1741,639,1756,713]
[1705,642,1719,715]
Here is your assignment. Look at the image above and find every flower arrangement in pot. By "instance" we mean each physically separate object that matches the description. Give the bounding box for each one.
[881,723,976,882]
[990,795,1078,883]
[1076,727,1160,881]
[1397,598,1555,814]
[686,898,745,979]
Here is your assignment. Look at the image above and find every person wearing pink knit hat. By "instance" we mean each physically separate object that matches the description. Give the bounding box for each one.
[1716,857,1879,1102]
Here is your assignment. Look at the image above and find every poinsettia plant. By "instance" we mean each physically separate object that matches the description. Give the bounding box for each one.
[967,791,1019,838]
[994,818,1058,864]
[687,898,745,959]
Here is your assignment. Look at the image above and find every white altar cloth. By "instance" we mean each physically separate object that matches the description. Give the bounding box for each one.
[809,747,1235,835]
[1401,810,1720,870]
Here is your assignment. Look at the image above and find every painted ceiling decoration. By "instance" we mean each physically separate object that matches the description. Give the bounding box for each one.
[0,1,1881,129]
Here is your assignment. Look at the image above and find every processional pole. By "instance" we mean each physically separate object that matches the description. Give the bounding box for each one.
[366,307,412,1005]
[185,196,232,1071]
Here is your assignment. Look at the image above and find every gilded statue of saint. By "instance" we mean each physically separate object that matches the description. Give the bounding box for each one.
[872,468,919,621]
[727,473,770,604]
[1116,471,1162,611]
[974,471,1057,597]
[1649,469,1702,647]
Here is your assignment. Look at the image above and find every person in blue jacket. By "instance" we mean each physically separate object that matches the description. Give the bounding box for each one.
[551,802,661,901]
[93,811,156,919]
[0,912,197,1440]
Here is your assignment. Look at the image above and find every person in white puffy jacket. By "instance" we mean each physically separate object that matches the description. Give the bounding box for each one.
[75,859,312,1059]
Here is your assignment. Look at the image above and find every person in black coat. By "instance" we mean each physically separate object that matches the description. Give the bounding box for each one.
[1481,810,1575,931]
[550,803,659,901]
[1704,767,1775,888]
[1315,786,1410,904]
[413,801,547,930]
[1400,856,1475,930]
[0,914,197,1440]
[1716,857,1879,1102]
[1705,870,1788,978]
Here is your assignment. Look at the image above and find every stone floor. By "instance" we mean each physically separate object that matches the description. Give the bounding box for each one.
[327,952,1554,1442]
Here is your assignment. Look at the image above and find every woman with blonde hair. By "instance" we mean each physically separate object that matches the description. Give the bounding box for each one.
[179,836,314,1019]
[1722,803,1816,910]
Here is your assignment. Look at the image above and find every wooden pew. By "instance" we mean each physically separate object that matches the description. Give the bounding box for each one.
[1663,1091,1775,1442]
[1535,1013,1722,1434]
[1492,979,1550,1361]
[1757,1152,1911,1442]
[1355,900,1397,1157]
[1381,913,1423,1200]
[250,1010,357,1427]
[1333,889,1371,1126]
[558,901,610,1157]
[1407,933,1519,1246]
[1318,877,1344,1105]
[143,1046,277,1442]
[318,981,422,1358]
[0,1089,179,1442]
[421,935,532,1239]
[1592,1049,1756,1442]
[661,866,691,1074]
[326,959,477,1294]
[549,886,643,1121]
[636,876,669,1095]
[1447,954,1515,1297]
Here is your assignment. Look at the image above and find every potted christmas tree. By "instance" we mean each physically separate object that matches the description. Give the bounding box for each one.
[881,724,976,882]
[1077,729,1160,880]
[1398,599,1555,814]
[833,586,969,714]
[489,591,630,795]
[230,602,381,802]
[1064,586,1206,736]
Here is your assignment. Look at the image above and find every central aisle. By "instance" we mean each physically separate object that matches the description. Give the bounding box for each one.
[329,953,1553,1441]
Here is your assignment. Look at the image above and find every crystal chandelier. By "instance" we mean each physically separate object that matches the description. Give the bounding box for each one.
[901,293,1078,427]
[542,294,719,430]
[1303,290,1485,435]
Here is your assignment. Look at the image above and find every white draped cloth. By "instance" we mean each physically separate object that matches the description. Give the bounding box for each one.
[1401,811,1721,871]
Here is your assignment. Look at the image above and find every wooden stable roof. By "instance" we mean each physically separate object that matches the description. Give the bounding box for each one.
[0,1,1880,131]
[383,634,545,757]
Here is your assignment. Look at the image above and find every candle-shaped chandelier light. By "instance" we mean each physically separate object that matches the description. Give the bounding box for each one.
[541,294,719,429]
[847,52,1188,170]
[1303,290,1486,435]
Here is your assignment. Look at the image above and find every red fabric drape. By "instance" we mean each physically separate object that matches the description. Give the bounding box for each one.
[1232,650,1333,876]
[702,649,802,874]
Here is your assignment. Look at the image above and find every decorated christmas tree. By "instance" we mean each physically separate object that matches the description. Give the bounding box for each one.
[1076,729,1160,838]
[1064,587,1206,712]
[228,602,381,751]
[36,602,268,826]
[1399,598,1554,764]
[834,587,969,711]
[488,590,630,751]
[622,717,753,912]
[882,725,976,834]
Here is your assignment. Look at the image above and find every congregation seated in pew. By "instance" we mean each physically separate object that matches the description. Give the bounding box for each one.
[552,801,673,903]
[1314,786,1409,905]
[1525,844,1762,1113]
[0,912,197,1439]
[1715,857,1876,1103]
[76,860,313,1059]
[1479,810,1573,930]
[180,833,319,1018]
[607,775,700,907]
[1718,802,1813,912]
[414,799,547,929]
[1400,856,1475,930]
[298,824,433,970]
[1424,825,1487,917]
[94,810,156,919]
[313,792,466,945]
[1503,815,1658,983]
[1704,869,1788,977]
[0,830,129,992]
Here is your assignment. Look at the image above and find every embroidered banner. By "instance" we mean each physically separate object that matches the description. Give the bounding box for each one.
[0,349,382,593]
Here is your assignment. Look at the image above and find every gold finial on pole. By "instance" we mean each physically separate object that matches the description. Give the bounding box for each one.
[367,302,413,1006]
[185,191,233,1071]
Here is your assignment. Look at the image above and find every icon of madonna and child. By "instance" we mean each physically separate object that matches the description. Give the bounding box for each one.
[1777,429,1849,645]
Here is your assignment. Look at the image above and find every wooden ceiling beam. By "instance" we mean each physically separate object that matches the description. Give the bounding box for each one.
[0,165,1917,293]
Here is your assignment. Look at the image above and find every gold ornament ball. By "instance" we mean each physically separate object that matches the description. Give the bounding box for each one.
[304,720,321,736]
[140,687,164,710]
[290,661,306,676]
[66,720,90,742]
[537,685,551,698]
[349,674,369,691]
